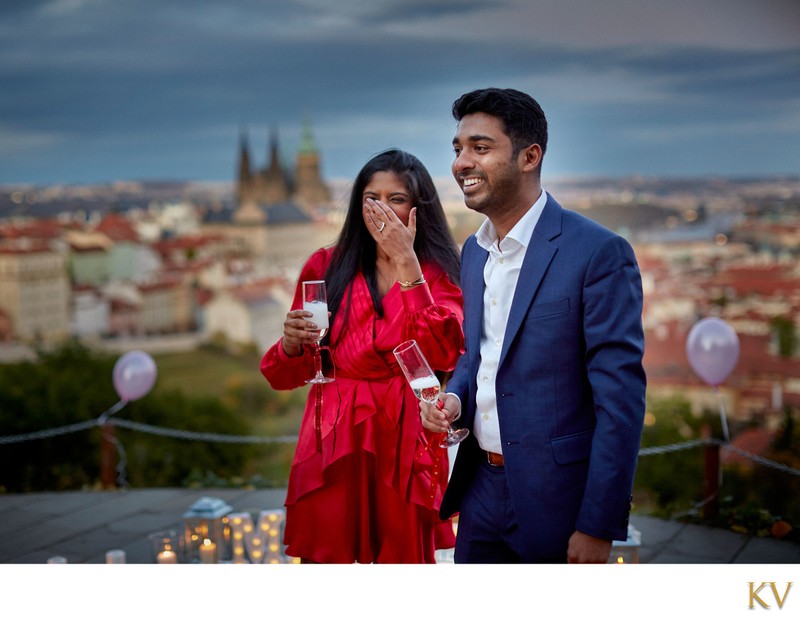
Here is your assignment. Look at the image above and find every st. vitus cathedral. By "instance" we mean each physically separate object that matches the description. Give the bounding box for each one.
[234,119,332,224]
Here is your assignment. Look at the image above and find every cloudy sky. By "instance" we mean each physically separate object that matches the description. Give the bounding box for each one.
[1,0,799,186]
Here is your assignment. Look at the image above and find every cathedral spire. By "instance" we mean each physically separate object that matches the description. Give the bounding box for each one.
[237,127,251,198]
[294,116,331,211]
[298,116,318,155]
[268,126,281,170]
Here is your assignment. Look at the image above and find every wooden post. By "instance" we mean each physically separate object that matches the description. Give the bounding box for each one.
[702,425,720,520]
[100,422,116,489]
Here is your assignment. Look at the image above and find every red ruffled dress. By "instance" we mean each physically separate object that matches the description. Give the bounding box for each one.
[260,247,464,563]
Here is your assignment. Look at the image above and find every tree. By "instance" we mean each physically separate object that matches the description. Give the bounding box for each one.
[0,340,259,492]
[634,395,706,516]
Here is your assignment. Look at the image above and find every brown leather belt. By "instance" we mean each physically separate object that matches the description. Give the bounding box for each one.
[485,451,504,467]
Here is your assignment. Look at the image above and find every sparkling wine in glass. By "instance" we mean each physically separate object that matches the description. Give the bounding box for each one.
[393,339,468,448]
[303,280,334,384]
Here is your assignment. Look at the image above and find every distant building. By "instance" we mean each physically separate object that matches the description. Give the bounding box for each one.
[0,242,70,343]
[95,212,161,282]
[71,285,110,338]
[235,119,332,220]
[108,297,139,337]
[138,278,193,335]
[68,241,110,286]
[203,279,292,350]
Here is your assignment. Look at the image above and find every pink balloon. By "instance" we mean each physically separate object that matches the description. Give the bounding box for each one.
[113,350,157,401]
[685,317,739,386]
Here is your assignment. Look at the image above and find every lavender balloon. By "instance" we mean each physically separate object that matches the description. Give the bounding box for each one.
[113,350,157,401]
[685,317,740,387]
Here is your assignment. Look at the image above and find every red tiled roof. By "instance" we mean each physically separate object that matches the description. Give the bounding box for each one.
[69,243,107,253]
[95,213,139,242]
[0,219,64,241]
[151,234,224,257]
[138,278,180,292]
[110,299,138,312]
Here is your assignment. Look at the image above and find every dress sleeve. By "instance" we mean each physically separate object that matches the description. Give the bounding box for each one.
[259,248,331,390]
[400,264,464,374]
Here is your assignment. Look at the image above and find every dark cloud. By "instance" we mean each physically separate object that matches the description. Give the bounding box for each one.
[0,0,798,184]
[355,0,496,23]
[0,0,51,17]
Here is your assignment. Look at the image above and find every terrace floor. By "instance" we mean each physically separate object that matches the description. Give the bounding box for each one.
[1,487,799,564]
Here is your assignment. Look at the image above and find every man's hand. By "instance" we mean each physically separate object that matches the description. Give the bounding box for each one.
[567,530,612,564]
[419,393,460,433]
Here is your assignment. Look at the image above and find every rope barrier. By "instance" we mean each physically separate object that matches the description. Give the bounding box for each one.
[718,441,800,478]
[639,437,800,478]
[1,423,798,478]
[0,417,298,446]
[0,419,100,444]
[107,417,298,444]
[638,439,710,456]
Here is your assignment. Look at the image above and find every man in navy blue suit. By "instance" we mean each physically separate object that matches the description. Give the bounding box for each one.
[420,88,646,563]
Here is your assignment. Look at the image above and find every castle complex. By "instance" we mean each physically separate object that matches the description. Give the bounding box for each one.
[234,120,332,224]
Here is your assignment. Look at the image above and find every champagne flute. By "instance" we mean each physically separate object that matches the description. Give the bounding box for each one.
[393,339,468,448]
[302,280,334,384]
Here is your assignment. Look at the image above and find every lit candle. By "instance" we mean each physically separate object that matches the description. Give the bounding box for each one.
[105,549,126,564]
[157,550,178,564]
[199,539,216,564]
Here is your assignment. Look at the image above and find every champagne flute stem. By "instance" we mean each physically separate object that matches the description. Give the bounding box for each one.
[433,398,455,439]
[313,341,323,379]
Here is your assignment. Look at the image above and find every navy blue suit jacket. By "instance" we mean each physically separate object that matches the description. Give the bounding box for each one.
[441,193,646,560]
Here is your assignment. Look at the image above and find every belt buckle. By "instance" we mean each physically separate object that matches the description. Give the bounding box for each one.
[486,451,504,467]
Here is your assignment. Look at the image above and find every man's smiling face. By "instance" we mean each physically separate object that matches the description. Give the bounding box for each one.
[451,112,524,217]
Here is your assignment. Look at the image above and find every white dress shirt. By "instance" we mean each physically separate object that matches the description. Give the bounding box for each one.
[472,190,547,454]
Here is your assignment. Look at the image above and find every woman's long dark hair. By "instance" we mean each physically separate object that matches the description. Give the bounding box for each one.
[323,149,460,343]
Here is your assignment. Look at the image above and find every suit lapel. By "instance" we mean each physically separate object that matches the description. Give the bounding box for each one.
[499,195,562,368]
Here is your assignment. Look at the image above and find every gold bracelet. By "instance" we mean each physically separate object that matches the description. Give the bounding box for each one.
[397,275,426,288]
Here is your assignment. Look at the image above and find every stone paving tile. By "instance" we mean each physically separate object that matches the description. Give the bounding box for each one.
[733,536,800,564]
[2,490,799,565]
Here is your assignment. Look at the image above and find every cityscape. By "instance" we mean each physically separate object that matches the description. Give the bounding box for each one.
[2,127,799,443]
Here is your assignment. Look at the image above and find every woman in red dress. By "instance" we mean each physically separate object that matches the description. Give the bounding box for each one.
[261,149,464,563]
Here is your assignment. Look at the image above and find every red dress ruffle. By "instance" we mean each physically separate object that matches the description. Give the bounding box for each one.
[261,247,464,563]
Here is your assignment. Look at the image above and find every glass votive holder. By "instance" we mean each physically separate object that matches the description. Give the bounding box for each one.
[148,529,181,564]
[105,549,126,564]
